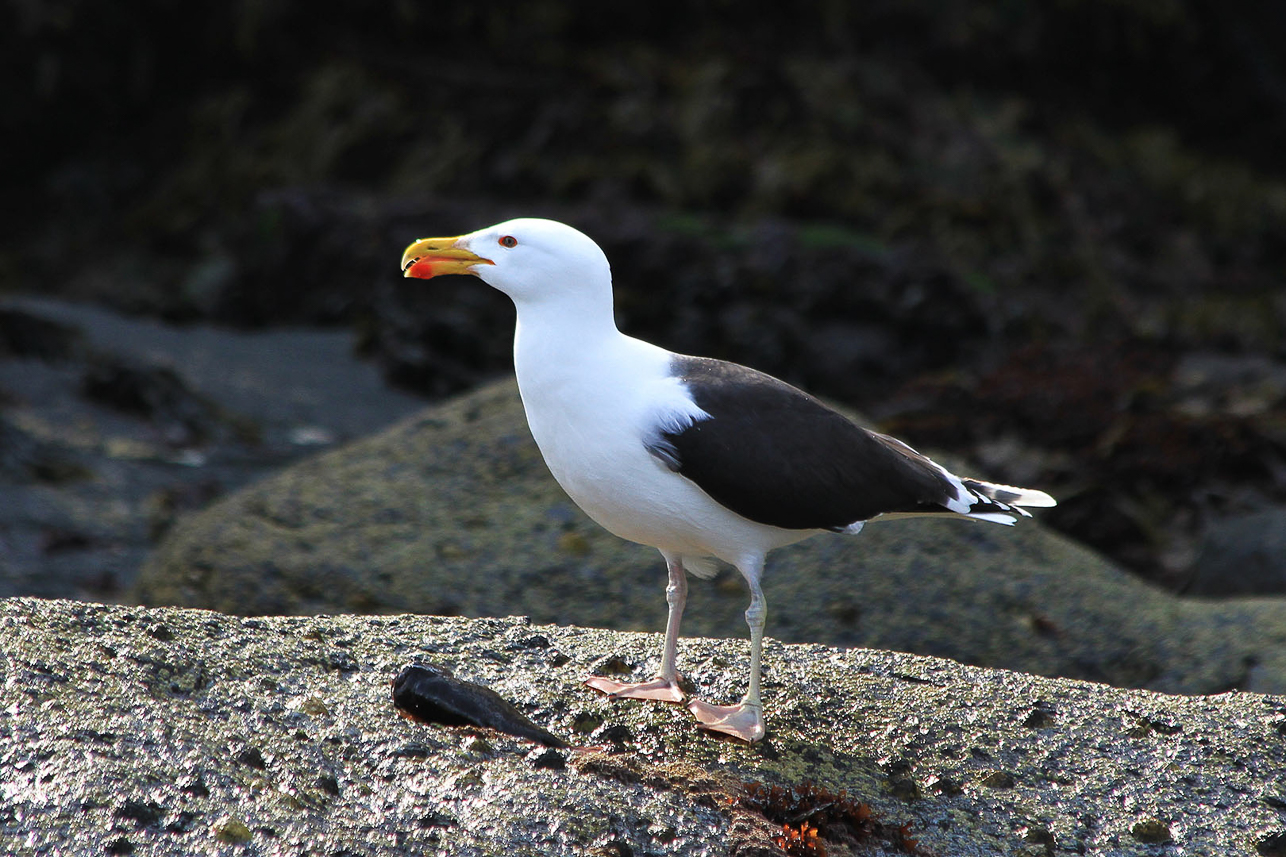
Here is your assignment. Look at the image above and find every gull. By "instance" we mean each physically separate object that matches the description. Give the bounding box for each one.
[401,218,1055,741]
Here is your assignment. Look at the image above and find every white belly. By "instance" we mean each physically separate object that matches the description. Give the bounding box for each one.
[535,413,808,563]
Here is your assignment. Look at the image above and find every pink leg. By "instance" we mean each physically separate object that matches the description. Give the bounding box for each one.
[686,559,767,742]
[585,554,688,704]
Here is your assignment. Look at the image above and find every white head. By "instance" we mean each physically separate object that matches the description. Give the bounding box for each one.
[401,218,613,311]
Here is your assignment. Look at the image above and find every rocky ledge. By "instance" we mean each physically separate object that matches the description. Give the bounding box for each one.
[1,597,1283,856]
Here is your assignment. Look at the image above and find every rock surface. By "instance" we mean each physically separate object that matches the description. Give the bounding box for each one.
[0,297,423,600]
[1,597,1283,856]
[135,378,1286,695]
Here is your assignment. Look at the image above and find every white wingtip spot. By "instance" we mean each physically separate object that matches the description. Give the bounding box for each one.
[1012,488,1057,508]
[968,512,1018,526]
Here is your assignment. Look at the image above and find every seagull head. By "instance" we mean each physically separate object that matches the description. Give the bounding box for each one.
[401,218,612,307]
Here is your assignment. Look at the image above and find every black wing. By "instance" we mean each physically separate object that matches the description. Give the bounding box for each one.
[648,356,964,531]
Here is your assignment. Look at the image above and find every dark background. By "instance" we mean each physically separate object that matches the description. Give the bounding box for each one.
[5,0,1286,593]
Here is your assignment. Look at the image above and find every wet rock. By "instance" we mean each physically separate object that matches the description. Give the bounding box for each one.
[1,597,1282,856]
[527,747,568,770]
[591,723,635,747]
[1022,702,1058,729]
[1130,817,1172,843]
[211,816,252,844]
[979,771,1016,789]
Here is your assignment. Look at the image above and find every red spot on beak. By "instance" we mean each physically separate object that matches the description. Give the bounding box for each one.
[405,257,444,279]
[400,237,492,279]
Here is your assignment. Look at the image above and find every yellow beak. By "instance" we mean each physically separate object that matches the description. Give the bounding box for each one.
[400,236,493,279]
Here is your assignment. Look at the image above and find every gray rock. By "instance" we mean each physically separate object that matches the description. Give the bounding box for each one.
[134,378,1286,695]
[1,296,424,444]
[0,297,423,601]
[1191,508,1286,596]
[1,596,1283,856]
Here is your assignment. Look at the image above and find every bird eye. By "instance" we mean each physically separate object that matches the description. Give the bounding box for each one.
[499,236,518,248]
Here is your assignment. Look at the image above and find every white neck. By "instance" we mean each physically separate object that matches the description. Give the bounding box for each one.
[511,289,621,385]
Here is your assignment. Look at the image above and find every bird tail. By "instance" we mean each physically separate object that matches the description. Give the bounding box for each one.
[957,478,1056,525]
[962,479,1056,509]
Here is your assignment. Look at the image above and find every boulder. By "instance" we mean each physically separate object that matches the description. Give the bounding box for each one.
[134,379,1286,694]
[1,597,1282,856]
